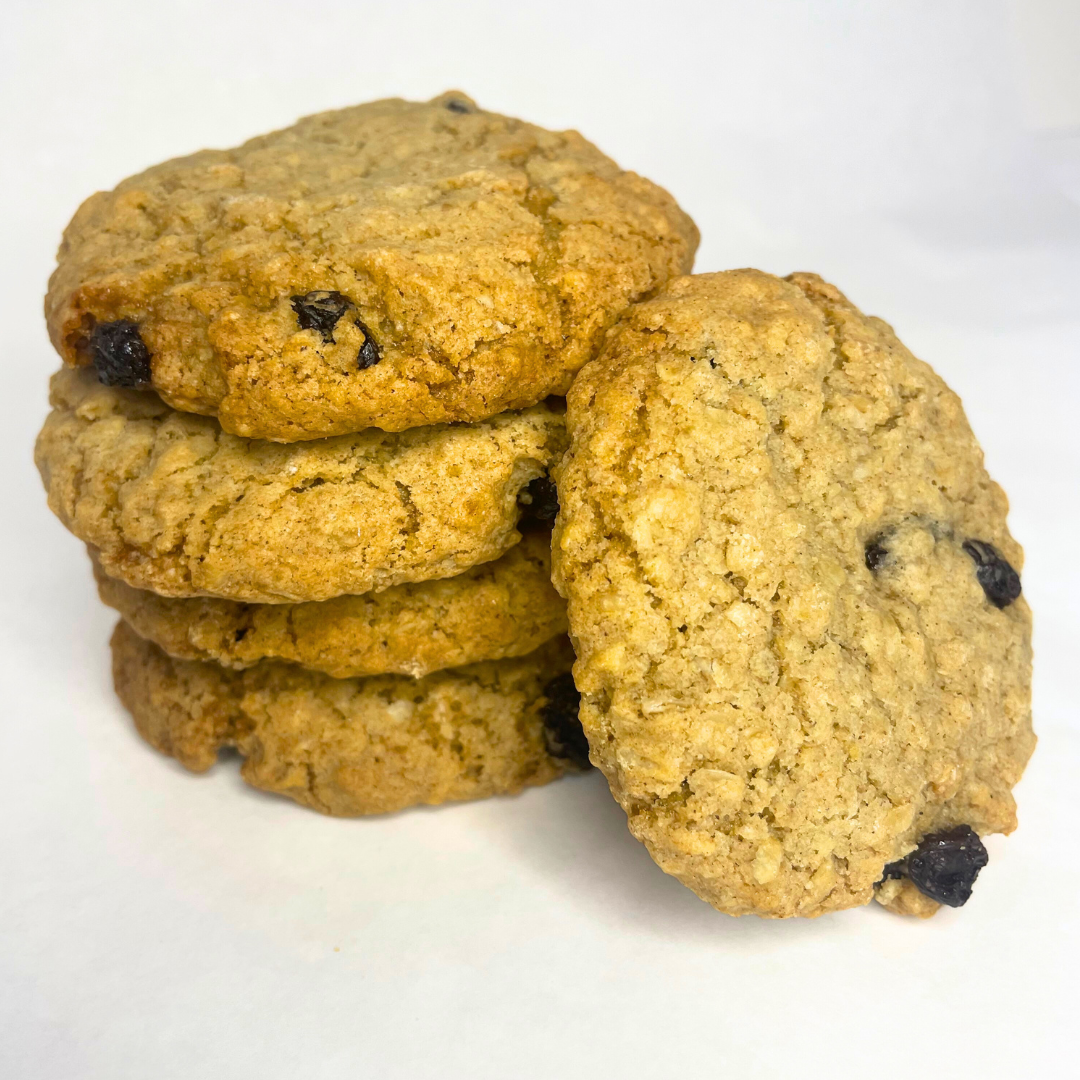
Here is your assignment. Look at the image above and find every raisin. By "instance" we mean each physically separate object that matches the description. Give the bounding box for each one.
[963,539,1021,608]
[880,825,989,907]
[540,673,591,769]
[291,291,352,343]
[89,320,152,387]
[909,826,989,906]
[517,476,559,525]
[356,320,381,369]
[865,536,889,572]
[291,291,382,368]
[444,98,472,114]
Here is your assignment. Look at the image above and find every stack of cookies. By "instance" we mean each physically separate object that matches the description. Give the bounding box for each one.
[36,92,1034,921]
[34,92,698,816]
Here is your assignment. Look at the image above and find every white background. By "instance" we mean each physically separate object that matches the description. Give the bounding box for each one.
[2,1,1078,1076]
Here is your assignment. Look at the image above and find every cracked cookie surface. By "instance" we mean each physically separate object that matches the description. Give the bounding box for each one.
[36,367,566,603]
[552,269,1034,918]
[47,92,698,441]
[95,531,567,678]
[111,620,577,816]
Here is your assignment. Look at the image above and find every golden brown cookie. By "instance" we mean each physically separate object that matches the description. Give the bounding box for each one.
[36,367,565,603]
[552,269,1034,918]
[111,619,583,816]
[94,531,566,678]
[47,92,698,441]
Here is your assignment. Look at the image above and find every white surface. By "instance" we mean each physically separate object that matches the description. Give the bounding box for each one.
[1007,0,1080,129]
[2,2,1078,1076]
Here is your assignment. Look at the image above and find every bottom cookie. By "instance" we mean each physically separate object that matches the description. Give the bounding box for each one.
[111,620,582,816]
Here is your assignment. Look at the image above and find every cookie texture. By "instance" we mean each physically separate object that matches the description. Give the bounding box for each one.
[47,92,698,441]
[552,270,1034,918]
[95,531,567,678]
[111,620,579,816]
[36,367,566,603]
[874,877,941,919]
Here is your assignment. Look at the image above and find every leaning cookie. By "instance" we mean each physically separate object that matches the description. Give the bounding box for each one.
[111,620,587,816]
[552,269,1034,918]
[36,367,565,603]
[47,92,698,441]
[94,531,567,678]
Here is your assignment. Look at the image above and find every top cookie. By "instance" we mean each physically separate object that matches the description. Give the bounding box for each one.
[552,270,1034,918]
[46,92,698,441]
